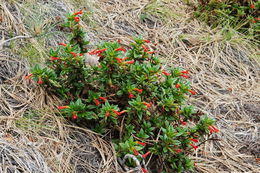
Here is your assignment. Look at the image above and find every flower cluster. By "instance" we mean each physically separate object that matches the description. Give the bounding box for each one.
[26,11,219,173]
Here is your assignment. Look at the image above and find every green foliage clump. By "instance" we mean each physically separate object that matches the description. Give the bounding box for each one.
[25,11,219,172]
[194,0,260,38]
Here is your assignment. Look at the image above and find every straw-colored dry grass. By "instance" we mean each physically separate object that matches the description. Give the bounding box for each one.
[0,0,259,172]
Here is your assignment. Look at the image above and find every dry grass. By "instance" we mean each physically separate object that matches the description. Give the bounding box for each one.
[0,0,260,172]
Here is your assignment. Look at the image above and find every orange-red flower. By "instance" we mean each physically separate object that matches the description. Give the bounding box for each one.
[74,16,80,22]
[58,106,70,110]
[74,10,83,15]
[250,4,255,9]
[188,89,196,95]
[143,39,151,43]
[95,48,107,54]
[115,46,126,52]
[58,43,67,46]
[72,113,78,120]
[147,51,156,54]
[143,102,152,108]
[142,151,151,159]
[37,79,43,84]
[142,45,149,52]
[190,144,198,150]
[125,60,135,64]
[70,52,77,57]
[51,56,60,61]
[190,138,199,143]
[181,70,189,74]
[255,17,260,21]
[25,73,33,79]
[208,125,219,133]
[128,91,135,99]
[175,83,181,89]
[94,99,101,106]
[112,110,126,116]
[136,141,146,146]
[162,71,170,76]
[134,88,143,93]
[105,111,110,117]
[174,149,182,153]
[180,120,186,125]
[132,148,139,156]
[141,168,147,173]
[99,96,107,102]
[79,53,83,56]
[180,74,188,78]
[252,20,257,24]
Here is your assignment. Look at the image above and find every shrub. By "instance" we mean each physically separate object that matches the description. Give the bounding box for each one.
[193,0,260,38]
[25,11,219,172]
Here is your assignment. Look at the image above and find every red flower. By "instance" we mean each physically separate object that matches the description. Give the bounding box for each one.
[162,71,170,76]
[128,91,135,99]
[115,57,122,63]
[125,60,135,64]
[95,48,107,54]
[250,4,255,9]
[255,17,260,21]
[94,99,101,106]
[181,70,189,74]
[147,51,156,54]
[176,107,180,114]
[174,149,182,153]
[122,57,128,60]
[105,111,110,117]
[112,110,126,116]
[142,151,151,159]
[142,45,149,52]
[132,148,139,156]
[70,52,77,57]
[25,73,33,79]
[188,89,196,95]
[99,96,107,102]
[37,79,43,84]
[51,56,60,61]
[74,10,83,15]
[58,43,67,46]
[208,125,219,133]
[115,46,126,52]
[136,141,146,146]
[180,74,188,78]
[175,83,181,88]
[79,53,83,56]
[88,49,97,55]
[134,88,143,93]
[143,102,152,108]
[180,120,186,125]
[117,39,121,43]
[190,144,198,150]
[72,113,78,120]
[141,168,148,173]
[58,106,69,110]
[74,17,80,22]
[252,20,257,24]
[190,138,199,143]
[143,40,151,43]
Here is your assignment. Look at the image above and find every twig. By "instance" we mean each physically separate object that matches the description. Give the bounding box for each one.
[0,35,32,48]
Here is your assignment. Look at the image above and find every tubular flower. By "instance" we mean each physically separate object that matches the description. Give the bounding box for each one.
[58,43,67,46]
[51,56,60,61]
[143,39,151,43]
[162,71,171,76]
[70,52,77,57]
[147,51,156,54]
[88,49,97,55]
[74,16,80,22]
[143,102,152,108]
[250,4,255,9]
[74,10,83,15]
[72,113,78,120]
[252,20,257,24]
[208,125,219,133]
[25,73,33,79]
[112,110,126,116]
[142,151,151,159]
[115,57,122,63]
[190,144,198,150]
[79,53,83,56]
[58,106,70,110]
[180,74,189,78]
[142,45,149,52]
[99,96,107,102]
[188,89,196,95]
[180,120,186,125]
[94,99,101,106]
[125,60,135,64]
[132,148,139,156]
[181,70,189,74]
[174,149,183,153]
[136,141,146,146]
[115,46,126,52]
[128,91,135,99]
[141,168,148,173]
[175,83,181,89]
[255,17,260,21]
[134,88,143,93]
[37,79,43,84]
[105,111,110,117]
[95,48,107,54]
[190,138,199,143]
[117,39,121,43]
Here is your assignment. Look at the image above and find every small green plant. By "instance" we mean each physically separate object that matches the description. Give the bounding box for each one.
[25,11,219,172]
[193,0,260,39]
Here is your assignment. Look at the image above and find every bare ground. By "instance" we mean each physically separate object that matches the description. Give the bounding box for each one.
[0,0,259,172]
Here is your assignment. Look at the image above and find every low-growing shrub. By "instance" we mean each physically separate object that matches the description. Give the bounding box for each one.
[193,0,259,38]
[25,11,219,172]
